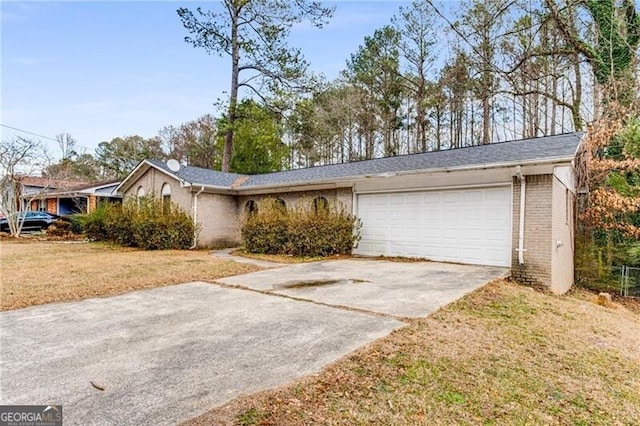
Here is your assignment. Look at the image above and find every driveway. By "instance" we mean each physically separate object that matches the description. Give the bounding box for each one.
[0,259,507,425]
[0,283,402,425]
[218,259,509,317]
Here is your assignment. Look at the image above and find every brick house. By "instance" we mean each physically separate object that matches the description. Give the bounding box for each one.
[18,177,122,215]
[117,133,583,294]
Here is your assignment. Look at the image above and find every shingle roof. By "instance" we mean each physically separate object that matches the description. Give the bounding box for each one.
[148,132,583,190]
[147,159,245,188]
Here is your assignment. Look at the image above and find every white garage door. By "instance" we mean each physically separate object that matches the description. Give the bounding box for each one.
[355,186,512,267]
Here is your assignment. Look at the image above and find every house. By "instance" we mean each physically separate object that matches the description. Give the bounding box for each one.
[117,132,584,294]
[18,177,122,215]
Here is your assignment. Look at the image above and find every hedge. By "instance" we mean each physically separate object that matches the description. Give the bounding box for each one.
[241,198,361,256]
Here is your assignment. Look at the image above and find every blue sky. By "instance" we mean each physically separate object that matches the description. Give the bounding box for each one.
[1,1,412,157]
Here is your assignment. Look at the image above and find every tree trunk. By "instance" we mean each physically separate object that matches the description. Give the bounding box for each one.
[223,7,240,173]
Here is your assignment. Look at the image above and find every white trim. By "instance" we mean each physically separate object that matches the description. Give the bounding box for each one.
[355,184,513,267]
[237,157,574,193]
[354,182,511,195]
[116,160,189,194]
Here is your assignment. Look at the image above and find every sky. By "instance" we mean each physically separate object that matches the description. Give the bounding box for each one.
[1,0,414,158]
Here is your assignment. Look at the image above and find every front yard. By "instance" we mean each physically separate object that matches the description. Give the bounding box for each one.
[1,241,638,424]
[188,281,640,426]
[0,240,259,310]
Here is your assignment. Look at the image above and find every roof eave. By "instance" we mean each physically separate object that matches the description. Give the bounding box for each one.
[116,160,192,194]
[235,155,577,192]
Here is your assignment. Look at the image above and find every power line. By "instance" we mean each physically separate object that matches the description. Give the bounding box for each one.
[0,123,94,153]
[0,123,61,142]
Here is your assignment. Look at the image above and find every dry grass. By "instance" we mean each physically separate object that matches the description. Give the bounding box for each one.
[233,249,332,264]
[186,280,640,426]
[0,240,260,310]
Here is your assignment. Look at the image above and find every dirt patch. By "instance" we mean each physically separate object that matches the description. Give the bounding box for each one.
[1,240,261,311]
[185,280,640,426]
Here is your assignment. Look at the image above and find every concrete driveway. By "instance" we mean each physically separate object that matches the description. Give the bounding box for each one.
[218,259,509,318]
[0,259,507,425]
[0,283,402,425]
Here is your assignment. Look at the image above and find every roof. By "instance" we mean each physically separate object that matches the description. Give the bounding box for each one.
[146,159,245,188]
[119,132,583,193]
[243,132,583,188]
[19,176,90,190]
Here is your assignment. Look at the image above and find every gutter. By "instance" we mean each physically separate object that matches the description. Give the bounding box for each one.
[189,186,205,249]
[236,156,576,193]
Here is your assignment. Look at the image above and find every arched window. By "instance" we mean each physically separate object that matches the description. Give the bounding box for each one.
[245,200,258,215]
[275,198,286,212]
[136,186,145,198]
[313,196,328,213]
[161,183,171,214]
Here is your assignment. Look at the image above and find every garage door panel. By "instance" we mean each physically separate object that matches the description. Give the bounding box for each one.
[356,186,511,267]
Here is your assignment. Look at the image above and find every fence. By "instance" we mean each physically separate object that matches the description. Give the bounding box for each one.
[619,266,640,298]
[575,265,640,298]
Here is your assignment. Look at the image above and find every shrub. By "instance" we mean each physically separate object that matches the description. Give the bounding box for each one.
[69,214,85,234]
[83,196,196,250]
[46,220,72,237]
[241,198,361,257]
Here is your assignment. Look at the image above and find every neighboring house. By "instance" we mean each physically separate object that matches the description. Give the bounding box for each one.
[19,177,122,215]
[117,132,584,294]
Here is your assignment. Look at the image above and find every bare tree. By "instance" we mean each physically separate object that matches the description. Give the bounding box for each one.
[0,137,49,237]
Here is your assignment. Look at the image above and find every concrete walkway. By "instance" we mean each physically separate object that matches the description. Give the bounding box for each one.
[210,248,287,268]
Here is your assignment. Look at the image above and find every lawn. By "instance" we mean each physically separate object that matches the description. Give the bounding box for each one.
[0,240,260,310]
[186,280,640,426]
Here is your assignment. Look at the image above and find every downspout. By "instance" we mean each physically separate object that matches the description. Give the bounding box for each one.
[516,166,526,265]
[190,186,205,249]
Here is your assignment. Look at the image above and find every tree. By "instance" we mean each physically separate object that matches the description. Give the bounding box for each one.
[545,0,640,108]
[392,0,438,152]
[220,99,288,174]
[344,26,404,157]
[177,0,334,172]
[0,137,49,237]
[44,133,101,181]
[95,135,164,179]
[160,115,221,169]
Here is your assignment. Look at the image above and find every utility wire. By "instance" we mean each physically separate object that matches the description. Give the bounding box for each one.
[1,123,60,142]
[0,123,94,153]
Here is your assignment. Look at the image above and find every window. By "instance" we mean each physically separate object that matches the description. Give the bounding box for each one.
[245,200,258,215]
[161,183,171,214]
[136,186,145,198]
[275,198,286,212]
[313,196,328,213]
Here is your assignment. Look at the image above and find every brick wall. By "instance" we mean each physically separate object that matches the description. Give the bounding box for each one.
[511,174,553,286]
[237,187,354,221]
[122,169,240,248]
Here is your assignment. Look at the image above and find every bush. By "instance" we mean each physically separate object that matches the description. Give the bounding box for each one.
[241,198,360,257]
[83,196,196,250]
[69,214,85,234]
[46,220,72,237]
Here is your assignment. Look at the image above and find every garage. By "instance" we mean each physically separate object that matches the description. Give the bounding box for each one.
[355,186,512,267]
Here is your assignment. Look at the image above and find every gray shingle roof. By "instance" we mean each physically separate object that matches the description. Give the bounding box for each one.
[150,132,583,190]
[147,159,245,188]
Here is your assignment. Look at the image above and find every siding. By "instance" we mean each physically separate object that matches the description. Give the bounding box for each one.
[551,176,575,293]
